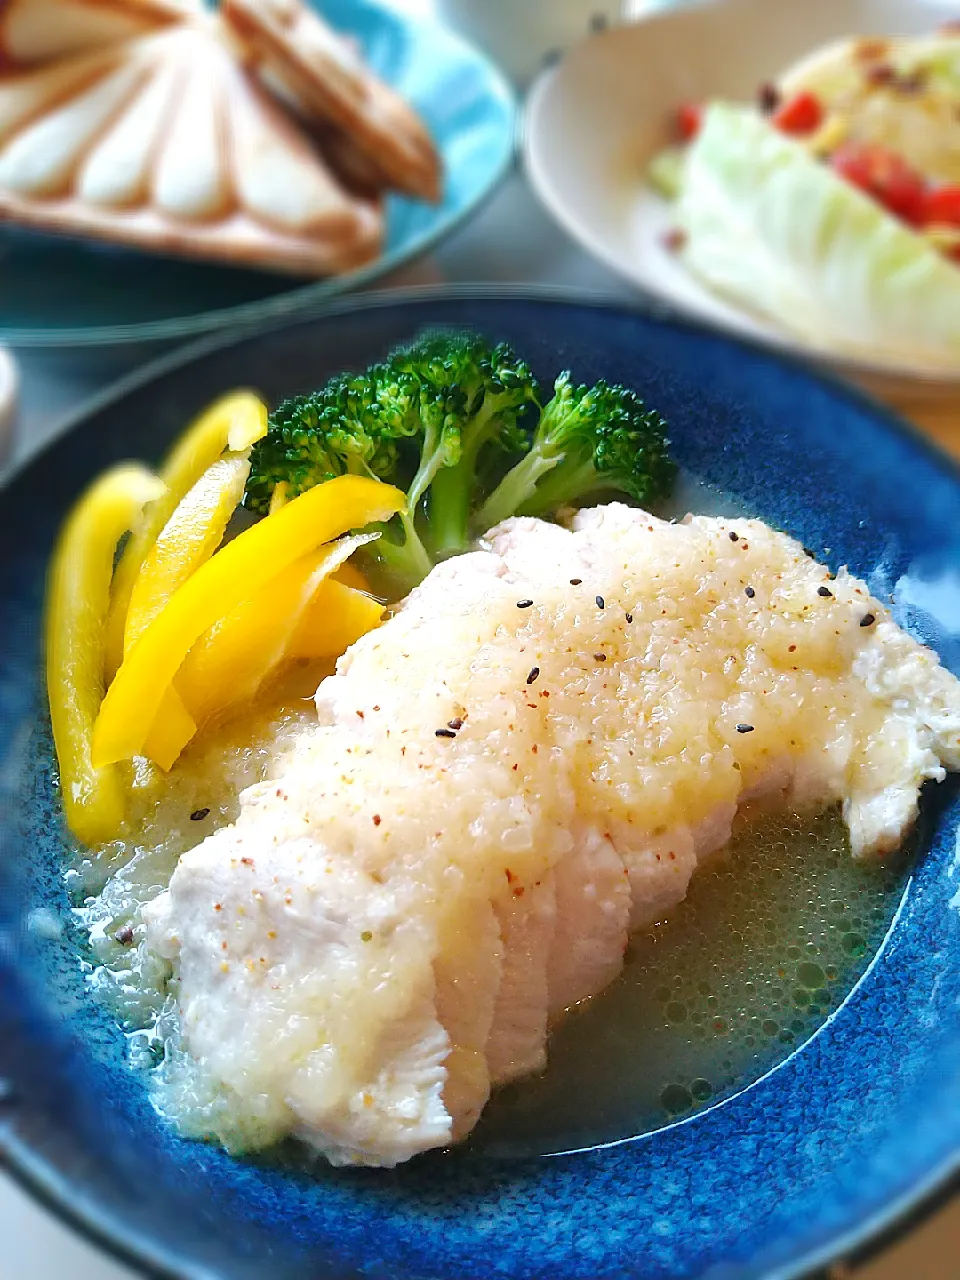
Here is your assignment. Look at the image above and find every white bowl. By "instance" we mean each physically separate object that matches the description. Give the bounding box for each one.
[524,0,960,394]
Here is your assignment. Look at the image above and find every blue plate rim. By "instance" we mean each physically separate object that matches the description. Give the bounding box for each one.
[1,283,958,1280]
[0,8,518,350]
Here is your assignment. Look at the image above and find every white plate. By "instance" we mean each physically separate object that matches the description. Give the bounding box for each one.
[523,0,960,393]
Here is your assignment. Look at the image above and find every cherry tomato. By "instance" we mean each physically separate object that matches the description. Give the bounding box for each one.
[771,91,823,135]
[921,184,960,228]
[830,143,927,224]
[676,102,702,142]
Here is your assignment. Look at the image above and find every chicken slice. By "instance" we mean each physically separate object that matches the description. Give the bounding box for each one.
[547,824,630,1017]
[486,876,556,1085]
[146,504,960,1168]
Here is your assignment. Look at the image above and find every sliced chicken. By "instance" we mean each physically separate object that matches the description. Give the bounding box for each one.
[147,505,960,1165]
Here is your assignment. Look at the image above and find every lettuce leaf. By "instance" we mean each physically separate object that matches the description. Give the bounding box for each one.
[676,103,960,369]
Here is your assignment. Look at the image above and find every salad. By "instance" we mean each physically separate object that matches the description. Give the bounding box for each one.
[649,30,960,369]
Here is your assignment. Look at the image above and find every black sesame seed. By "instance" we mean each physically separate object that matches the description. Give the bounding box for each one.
[818,586,833,598]
[596,595,605,609]
[744,586,756,599]
[526,667,540,685]
[735,723,755,734]
[435,728,457,738]
[448,718,463,730]
[190,807,210,821]
[516,599,534,609]
[729,531,739,542]
[570,578,582,585]
[625,612,634,624]
[860,613,876,628]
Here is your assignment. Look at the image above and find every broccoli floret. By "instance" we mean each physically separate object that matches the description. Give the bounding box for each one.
[244,335,676,598]
[245,333,537,593]
[390,333,538,556]
[474,374,676,532]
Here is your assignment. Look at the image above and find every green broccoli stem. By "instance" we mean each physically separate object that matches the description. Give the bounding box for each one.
[472,447,563,534]
[427,397,504,556]
[406,421,447,512]
[362,507,433,595]
[514,455,604,517]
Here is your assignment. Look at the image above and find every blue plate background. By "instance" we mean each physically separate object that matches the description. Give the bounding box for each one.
[0,2,515,346]
[1,291,958,1280]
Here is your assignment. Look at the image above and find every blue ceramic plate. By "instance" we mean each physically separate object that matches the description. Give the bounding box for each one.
[1,289,958,1280]
[0,3,515,347]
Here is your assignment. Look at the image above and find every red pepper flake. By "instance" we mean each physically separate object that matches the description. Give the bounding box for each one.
[662,227,687,253]
[372,814,382,827]
[512,886,526,898]
[214,903,222,912]
[448,717,463,729]
[570,578,582,585]
[241,857,254,866]
[505,868,517,883]
[788,644,797,653]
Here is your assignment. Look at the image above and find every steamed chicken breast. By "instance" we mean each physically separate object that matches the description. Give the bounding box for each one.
[146,505,960,1165]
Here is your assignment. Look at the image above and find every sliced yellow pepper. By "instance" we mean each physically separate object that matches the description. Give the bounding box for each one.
[103,391,267,680]
[333,561,372,593]
[175,535,379,733]
[130,453,252,770]
[45,465,165,845]
[124,454,252,651]
[92,476,405,766]
[290,580,385,661]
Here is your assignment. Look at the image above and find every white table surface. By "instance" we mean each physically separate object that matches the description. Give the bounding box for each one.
[0,40,957,1280]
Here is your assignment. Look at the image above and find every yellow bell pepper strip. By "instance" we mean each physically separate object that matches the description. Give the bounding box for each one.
[174,534,378,735]
[103,391,267,680]
[290,580,385,661]
[124,454,252,651]
[45,465,165,845]
[128,453,252,770]
[332,560,372,593]
[92,475,405,766]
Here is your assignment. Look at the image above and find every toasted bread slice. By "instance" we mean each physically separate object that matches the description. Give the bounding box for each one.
[0,0,199,68]
[0,22,383,275]
[221,0,441,203]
